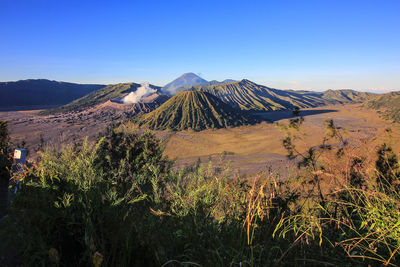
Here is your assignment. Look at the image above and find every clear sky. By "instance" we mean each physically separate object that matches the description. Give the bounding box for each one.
[1,0,399,91]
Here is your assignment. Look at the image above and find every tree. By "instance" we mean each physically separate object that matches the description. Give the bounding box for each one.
[292,106,301,117]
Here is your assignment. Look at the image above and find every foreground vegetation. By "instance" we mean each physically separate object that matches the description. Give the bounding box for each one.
[1,118,400,266]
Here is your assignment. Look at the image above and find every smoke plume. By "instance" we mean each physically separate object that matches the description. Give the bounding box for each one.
[121,82,156,104]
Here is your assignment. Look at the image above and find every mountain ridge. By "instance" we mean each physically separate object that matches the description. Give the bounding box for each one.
[0,79,106,107]
[189,79,376,111]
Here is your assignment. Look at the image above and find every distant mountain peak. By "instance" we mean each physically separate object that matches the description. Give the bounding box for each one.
[180,72,202,78]
[163,73,239,93]
[238,79,258,86]
[163,72,208,92]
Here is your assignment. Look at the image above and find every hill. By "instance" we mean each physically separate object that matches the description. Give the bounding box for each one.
[319,89,374,104]
[190,79,375,111]
[135,91,258,131]
[41,82,164,114]
[364,91,400,123]
[0,79,105,108]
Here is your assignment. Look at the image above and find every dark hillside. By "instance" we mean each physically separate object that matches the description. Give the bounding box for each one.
[0,79,105,108]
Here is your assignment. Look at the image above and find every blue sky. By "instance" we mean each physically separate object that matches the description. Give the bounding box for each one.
[1,0,399,91]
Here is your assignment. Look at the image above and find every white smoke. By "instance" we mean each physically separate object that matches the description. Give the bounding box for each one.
[121,82,156,104]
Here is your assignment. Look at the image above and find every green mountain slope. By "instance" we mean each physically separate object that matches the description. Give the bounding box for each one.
[364,91,400,123]
[189,80,375,111]
[135,91,258,131]
[41,82,162,114]
[0,79,105,108]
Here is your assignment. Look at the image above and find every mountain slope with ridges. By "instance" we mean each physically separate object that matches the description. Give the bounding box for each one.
[190,80,375,111]
[135,91,258,131]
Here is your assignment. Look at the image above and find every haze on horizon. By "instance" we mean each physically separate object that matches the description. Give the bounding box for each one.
[0,0,399,92]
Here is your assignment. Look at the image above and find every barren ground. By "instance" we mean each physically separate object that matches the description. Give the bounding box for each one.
[1,104,399,176]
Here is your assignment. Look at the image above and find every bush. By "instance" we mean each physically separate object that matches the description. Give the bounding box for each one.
[0,120,11,182]
[9,132,172,266]
[0,120,11,220]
